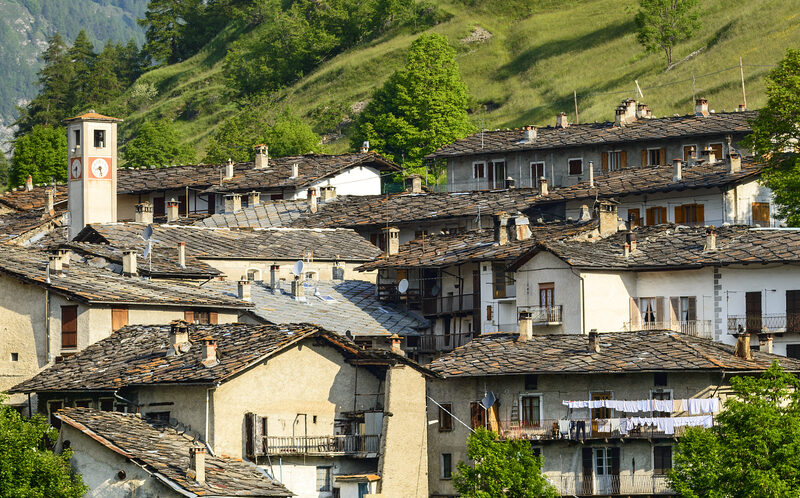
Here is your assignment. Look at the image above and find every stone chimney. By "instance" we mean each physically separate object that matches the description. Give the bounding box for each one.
[201,336,218,368]
[254,144,269,169]
[673,158,683,182]
[238,278,251,301]
[624,99,637,122]
[26,175,33,192]
[695,98,709,117]
[290,163,299,178]
[588,329,600,353]
[538,178,548,196]
[738,104,747,112]
[627,232,637,253]
[248,191,261,207]
[623,242,630,258]
[307,188,318,213]
[177,242,186,268]
[224,193,241,213]
[361,141,370,153]
[734,332,752,360]
[512,213,531,241]
[704,227,717,251]
[189,446,206,484]
[588,161,594,187]
[320,185,336,202]
[555,112,569,129]
[523,126,537,142]
[636,103,650,119]
[291,275,304,299]
[48,254,63,277]
[166,198,180,222]
[388,333,404,356]
[518,310,533,341]
[687,146,697,165]
[505,177,516,189]
[495,212,510,246]
[579,204,591,221]
[168,319,190,356]
[135,202,154,224]
[595,200,620,236]
[46,188,55,216]
[382,226,400,255]
[701,147,716,165]
[405,174,423,193]
[728,151,741,173]
[224,159,234,180]
[122,250,137,277]
[758,333,773,354]
[614,106,625,127]
[56,248,71,268]
[269,264,280,292]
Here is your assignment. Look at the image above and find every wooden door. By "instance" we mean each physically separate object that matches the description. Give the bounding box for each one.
[746,291,762,333]
[61,305,78,348]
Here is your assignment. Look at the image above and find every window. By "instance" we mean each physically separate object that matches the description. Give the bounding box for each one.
[591,392,612,420]
[94,129,106,148]
[752,202,770,225]
[654,446,673,475]
[640,298,657,324]
[787,344,800,359]
[608,151,626,171]
[627,208,641,228]
[674,204,704,225]
[414,230,428,240]
[651,390,672,417]
[524,374,538,390]
[520,395,541,427]
[441,453,453,479]
[539,282,554,308]
[645,148,665,166]
[75,399,91,408]
[316,466,332,491]
[99,398,114,411]
[10,352,18,362]
[654,372,668,386]
[786,290,800,334]
[246,269,261,281]
[438,403,453,432]
[645,206,667,226]
[530,162,545,187]
[490,160,506,188]
[745,291,762,334]
[677,296,697,322]
[73,129,81,147]
[683,145,697,162]
[112,308,129,331]
[61,305,78,349]
[492,263,509,299]
[153,197,165,216]
[473,162,486,179]
[354,337,372,349]
[709,142,724,159]
[568,158,583,175]
[185,310,217,325]
[470,401,487,429]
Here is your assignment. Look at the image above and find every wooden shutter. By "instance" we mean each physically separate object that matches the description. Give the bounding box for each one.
[645,208,653,226]
[629,298,641,328]
[674,206,685,224]
[470,402,486,429]
[659,148,667,165]
[787,290,800,334]
[641,149,648,166]
[61,305,78,348]
[655,297,665,323]
[245,412,255,458]
[153,197,165,216]
[184,310,195,323]
[687,297,697,321]
[207,194,215,214]
[619,150,627,169]
[601,152,609,173]
[745,291,762,333]
[112,308,129,331]
[752,202,770,225]
[209,311,218,324]
[696,204,705,224]
[669,297,680,326]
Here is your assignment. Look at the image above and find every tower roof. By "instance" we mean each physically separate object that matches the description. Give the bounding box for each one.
[64,111,123,123]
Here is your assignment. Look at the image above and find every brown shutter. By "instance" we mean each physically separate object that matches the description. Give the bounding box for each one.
[254,415,264,456]
[656,297,665,323]
[659,148,666,165]
[629,298,641,328]
[601,152,609,173]
[646,207,653,226]
[696,204,705,224]
[61,305,78,348]
[620,150,627,168]
[658,207,667,224]
[209,311,218,325]
[641,149,648,166]
[207,194,215,214]
[112,308,129,331]
[184,310,195,323]
[787,290,800,333]
[245,412,255,458]
[674,206,684,224]
[687,297,697,321]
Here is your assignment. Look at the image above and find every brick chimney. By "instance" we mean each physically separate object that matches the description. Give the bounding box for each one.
[269,264,280,292]
[46,188,55,216]
[555,112,569,129]
[405,174,423,193]
[26,175,33,191]
[512,213,531,241]
[673,158,683,182]
[135,202,154,224]
[728,151,741,173]
[538,178,548,196]
[695,98,709,117]
[224,159,234,180]
[201,336,218,368]
[389,333,404,356]
[166,198,180,222]
[238,278,251,301]
[595,200,619,236]
[738,104,747,112]
[382,226,400,255]
[122,250,137,277]
[291,275,304,299]
[704,227,717,251]
[758,333,773,354]
[254,144,269,169]
[518,310,533,341]
[48,254,63,277]
[588,329,600,353]
[307,188,318,213]
[320,185,336,202]
[224,194,241,213]
[177,242,186,268]
[495,212,510,246]
[189,446,206,484]
[248,191,261,207]
[168,319,190,356]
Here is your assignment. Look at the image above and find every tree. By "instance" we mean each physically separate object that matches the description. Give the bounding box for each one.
[10,125,67,187]
[669,362,800,496]
[85,42,124,107]
[635,0,701,68]
[744,48,800,226]
[0,396,87,496]
[452,427,559,498]
[123,120,196,167]
[351,33,474,174]
[67,30,97,113]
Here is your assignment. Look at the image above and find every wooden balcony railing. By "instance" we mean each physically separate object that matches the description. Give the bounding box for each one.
[555,475,674,496]
[263,434,380,456]
[728,314,800,334]
[623,320,713,338]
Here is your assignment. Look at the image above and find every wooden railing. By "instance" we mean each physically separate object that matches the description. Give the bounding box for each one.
[263,434,380,456]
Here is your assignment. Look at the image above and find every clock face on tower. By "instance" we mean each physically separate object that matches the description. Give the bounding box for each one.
[69,158,82,180]
[88,157,111,179]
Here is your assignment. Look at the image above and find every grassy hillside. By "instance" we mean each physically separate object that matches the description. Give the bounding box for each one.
[119,0,800,156]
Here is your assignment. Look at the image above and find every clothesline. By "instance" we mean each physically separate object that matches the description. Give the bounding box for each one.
[621,415,713,435]
[561,398,719,414]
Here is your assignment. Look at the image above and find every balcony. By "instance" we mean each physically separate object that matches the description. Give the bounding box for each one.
[727,314,800,334]
[623,320,713,339]
[555,475,674,496]
[499,418,712,442]
[417,332,475,353]
[520,305,563,325]
[263,434,380,456]
[420,293,479,316]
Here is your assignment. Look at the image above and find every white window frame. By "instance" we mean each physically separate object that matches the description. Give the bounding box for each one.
[639,297,657,324]
[490,159,506,189]
[472,161,486,179]
[708,142,725,159]
[530,161,546,187]
[608,150,623,171]
[519,394,543,426]
[441,453,453,479]
[646,147,662,166]
[567,157,583,176]
[682,144,698,162]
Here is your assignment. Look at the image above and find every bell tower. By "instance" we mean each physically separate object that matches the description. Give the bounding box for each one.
[65,112,122,239]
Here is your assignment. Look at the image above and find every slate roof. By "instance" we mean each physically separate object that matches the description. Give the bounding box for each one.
[428,330,800,377]
[0,209,66,244]
[205,280,429,337]
[12,323,428,393]
[196,200,309,229]
[0,245,250,308]
[511,225,800,271]
[357,220,596,270]
[117,152,398,195]
[74,224,382,262]
[0,185,68,211]
[429,111,756,159]
[65,241,221,278]
[56,408,291,497]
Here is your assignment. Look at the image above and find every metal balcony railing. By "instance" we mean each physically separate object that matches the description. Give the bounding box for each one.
[555,475,674,496]
[498,418,712,442]
[623,320,713,338]
[376,284,479,316]
[417,332,475,353]
[263,434,380,456]
[727,314,800,334]
[520,305,563,325]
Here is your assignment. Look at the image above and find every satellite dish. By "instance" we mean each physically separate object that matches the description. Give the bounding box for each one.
[398,279,409,294]
[481,391,496,410]
[143,240,152,259]
[291,260,305,276]
[431,284,440,297]
[142,224,154,241]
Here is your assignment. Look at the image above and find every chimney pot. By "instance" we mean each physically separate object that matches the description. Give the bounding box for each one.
[588,161,594,187]
[512,213,531,241]
[524,126,537,142]
[701,147,716,165]
[224,194,242,213]
[224,159,234,180]
[201,336,218,367]
[48,254,63,276]
[320,185,336,202]
[26,175,33,192]
[673,158,683,182]
[579,204,591,222]
[505,176,516,189]
[388,333,404,356]
[405,174,423,194]
[738,104,747,112]
[290,163,299,178]
[135,202,154,224]
[758,333,773,354]
[166,198,180,222]
[307,188,318,213]
[382,226,400,255]
[361,141,370,153]
[538,177,548,196]
[596,200,620,236]
[122,250,137,277]
[291,275,304,299]
[728,151,742,173]
[623,242,630,258]
[168,319,190,356]
[46,188,55,216]
[248,191,261,207]
[734,332,752,360]
[494,212,510,246]
[254,145,269,169]
[556,112,569,129]
[636,103,650,119]
[238,278,251,301]
[704,227,717,251]
[588,329,600,353]
[177,242,186,268]
[269,264,280,292]
[518,311,533,341]
[695,98,709,117]
[189,446,206,484]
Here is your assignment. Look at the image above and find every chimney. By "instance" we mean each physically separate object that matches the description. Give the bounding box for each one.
[494,212,510,246]
[734,332,752,360]
[728,151,742,173]
[290,163,299,178]
[628,232,637,253]
[382,226,400,255]
[555,112,569,129]
[588,161,594,187]
[588,329,600,353]
[695,98,709,117]
[623,242,630,258]
[122,250,137,277]
[177,242,186,268]
[269,264,280,292]
[701,147,716,165]
[189,446,206,484]
[579,204,591,221]
[505,177,516,189]
[307,188,318,213]
[320,185,336,202]
[704,227,717,251]
[672,158,683,182]
[254,144,269,169]
[238,278,251,301]
[168,319,190,356]
[201,336,218,368]
[166,198,180,222]
[48,254,63,276]
[224,159,234,180]
[518,310,533,341]
[405,174,423,193]
[595,200,619,236]
[224,194,241,213]
[26,175,33,192]
[523,126,537,142]
[614,106,625,127]
[687,146,697,165]
[388,333,404,356]
[135,202,154,224]
[738,104,747,112]
[57,248,71,268]
[248,191,261,207]
[636,103,649,119]
[46,188,55,216]
[624,99,638,122]
[291,275,304,299]
[758,333,773,354]
[361,141,370,153]
[512,213,531,241]
[538,178,548,196]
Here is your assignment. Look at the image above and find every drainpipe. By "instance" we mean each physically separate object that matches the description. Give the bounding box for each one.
[570,268,586,334]
[44,289,50,363]
[205,387,216,456]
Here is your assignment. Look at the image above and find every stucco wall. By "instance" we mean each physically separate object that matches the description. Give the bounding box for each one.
[133,385,210,443]
[515,251,582,334]
[290,166,383,199]
[269,456,377,498]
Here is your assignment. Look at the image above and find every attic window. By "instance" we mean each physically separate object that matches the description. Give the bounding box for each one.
[94,129,106,148]
[568,158,583,175]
